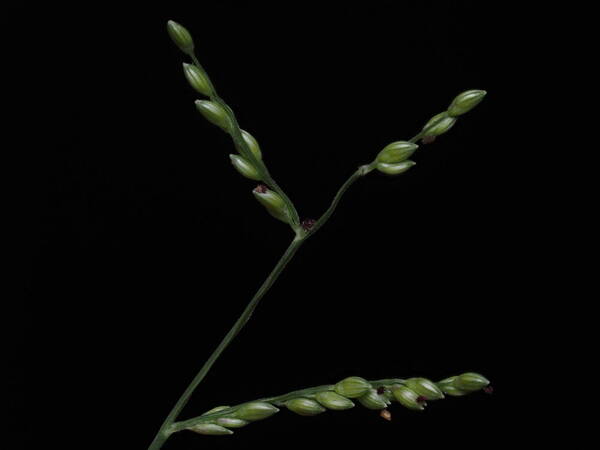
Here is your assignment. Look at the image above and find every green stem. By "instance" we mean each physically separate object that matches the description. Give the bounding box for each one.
[148,237,305,450]
[306,162,377,237]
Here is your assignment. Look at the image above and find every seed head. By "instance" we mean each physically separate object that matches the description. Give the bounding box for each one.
[315,391,355,410]
[167,20,194,54]
[376,141,418,164]
[234,402,280,421]
[230,154,262,181]
[422,112,457,137]
[405,377,444,401]
[358,388,389,410]
[188,423,233,435]
[447,90,487,117]
[285,398,326,416]
[195,100,232,132]
[334,376,372,398]
[183,63,213,97]
[453,372,490,392]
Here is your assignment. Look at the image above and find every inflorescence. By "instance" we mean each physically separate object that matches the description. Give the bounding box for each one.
[168,373,491,436]
[148,19,490,449]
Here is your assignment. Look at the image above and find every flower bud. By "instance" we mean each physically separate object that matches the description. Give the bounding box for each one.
[422,112,456,137]
[315,391,355,410]
[252,186,290,223]
[392,385,425,411]
[440,384,468,396]
[436,377,468,396]
[188,423,233,435]
[201,405,230,416]
[167,20,194,54]
[376,141,418,164]
[285,398,326,416]
[183,63,212,97]
[215,417,249,428]
[437,376,455,386]
[376,160,416,175]
[234,402,279,421]
[241,130,263,160]
[358,388,389,410]
[448,90,486,117]
[195,100,231,132]
[405,378,444,400]
[334,376,372,399]
[230,155,262,181]
[453,372,490,392]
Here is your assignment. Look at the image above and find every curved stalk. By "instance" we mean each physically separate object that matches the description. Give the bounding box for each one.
[306,162,377,237]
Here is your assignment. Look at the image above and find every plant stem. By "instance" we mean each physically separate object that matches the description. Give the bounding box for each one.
[148,237,305,450]
[307,162,376,237]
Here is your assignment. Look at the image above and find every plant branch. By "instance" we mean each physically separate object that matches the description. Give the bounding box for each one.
[148,237,305,450]
[190,55,301,229]
[167,377,407,435]
[302,114,451,239]
[165,373,491,436]
[306,162,377,237]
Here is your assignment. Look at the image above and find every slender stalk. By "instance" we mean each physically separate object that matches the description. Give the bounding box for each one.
[307,162,377,237]
[148,237,305,450]
[409,131,427,144]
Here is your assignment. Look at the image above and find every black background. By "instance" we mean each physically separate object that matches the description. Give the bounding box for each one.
[17,1,534,449]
